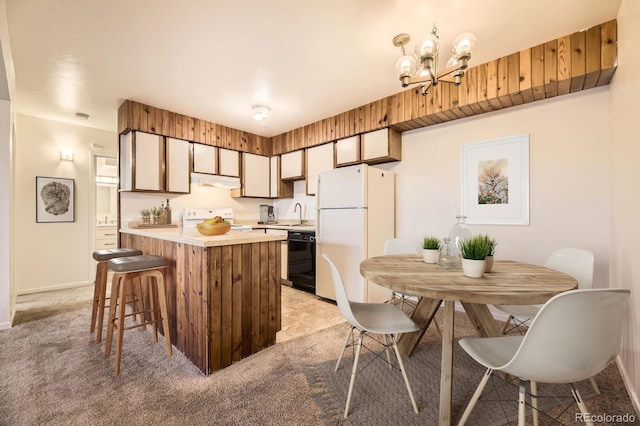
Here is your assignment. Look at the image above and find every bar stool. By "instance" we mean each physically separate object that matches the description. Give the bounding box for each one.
[91,248,143,343]
[104,255,172,376]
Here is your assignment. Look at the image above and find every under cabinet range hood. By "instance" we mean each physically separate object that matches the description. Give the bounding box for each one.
[190,173,241,189]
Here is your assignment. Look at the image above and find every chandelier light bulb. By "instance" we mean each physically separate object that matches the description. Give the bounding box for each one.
[414,33,439,60]
[451,32,477,59]
[395,55,418,79]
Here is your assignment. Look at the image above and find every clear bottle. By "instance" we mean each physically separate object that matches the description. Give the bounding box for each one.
[438,237,461,269]
[165,199,172,224]
[448,215,473,257]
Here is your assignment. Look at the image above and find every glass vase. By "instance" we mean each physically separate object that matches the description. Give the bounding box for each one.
[438,237,461,269]
[448,215,473,258]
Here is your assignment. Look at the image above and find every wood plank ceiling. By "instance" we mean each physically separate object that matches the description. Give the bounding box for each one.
[118,20,617,157]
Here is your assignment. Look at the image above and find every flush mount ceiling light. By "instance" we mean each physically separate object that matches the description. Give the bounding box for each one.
[393,25,477,96]
[252,105,271,121]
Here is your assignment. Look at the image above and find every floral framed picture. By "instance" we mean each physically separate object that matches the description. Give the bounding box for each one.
[36,176,75,223]
[461,134,530,225]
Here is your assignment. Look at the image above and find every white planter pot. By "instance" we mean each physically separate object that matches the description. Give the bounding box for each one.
[422,249,440,264]
[485,255,494,273]
[462,258,486,278]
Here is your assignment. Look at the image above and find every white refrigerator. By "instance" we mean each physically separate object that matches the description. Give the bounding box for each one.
[315,164,395,303]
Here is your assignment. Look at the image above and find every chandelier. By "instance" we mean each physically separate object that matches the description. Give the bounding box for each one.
[393,25,477,96]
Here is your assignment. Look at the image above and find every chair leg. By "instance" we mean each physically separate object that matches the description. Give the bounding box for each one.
[104,273,123,358]
[531,380,538,426]
[95,262,109,343]
[501,315,514,334]
[344,330,365,419]
[518,379,527,426]
[571,385,594,426]
[132,274,146,331]
[90,261,108,333]
[589,377,601,394]
[391,335,419,414]
[335,325,354,372]
[383,334,392,369]
[150,270,172,356]
[113,273,128,376]
[457,368,493,426]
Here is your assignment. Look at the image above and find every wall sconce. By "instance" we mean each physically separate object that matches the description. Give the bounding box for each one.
[60,148,74,161]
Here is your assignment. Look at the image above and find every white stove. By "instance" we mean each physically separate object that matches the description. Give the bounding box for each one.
[182,207,252,234]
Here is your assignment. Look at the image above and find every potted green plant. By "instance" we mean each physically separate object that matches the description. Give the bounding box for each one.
[150,206,162,224]
[140,208,151,225]
[458,234,493,278]
[422,236,441,264]
[482,235,498,272]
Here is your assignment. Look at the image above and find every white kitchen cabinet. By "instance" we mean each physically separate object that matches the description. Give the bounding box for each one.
[335,135,361,167]
[95,226,118,250]
[281,150,305,180]
[119,132,133,191]
[218,148,240,177]
[193,143,217,174]
[306,143,334,195]
[134,131,164,191]
[268,156,294,199]
[361,128,402,165]
[165,137,191,193]
[239,152,270,198]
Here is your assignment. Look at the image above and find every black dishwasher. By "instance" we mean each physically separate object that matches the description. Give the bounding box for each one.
[288,230,316,294]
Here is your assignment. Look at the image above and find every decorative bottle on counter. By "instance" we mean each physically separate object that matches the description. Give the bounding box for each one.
[165,199,172,224]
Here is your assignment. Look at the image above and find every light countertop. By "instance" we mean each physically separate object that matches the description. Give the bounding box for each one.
[241,221,316,233]
[120,227,286,247]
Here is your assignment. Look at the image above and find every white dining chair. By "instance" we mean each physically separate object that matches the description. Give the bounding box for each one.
[322,254,420,418]
[459,288,630,426]
[494,248,594,333]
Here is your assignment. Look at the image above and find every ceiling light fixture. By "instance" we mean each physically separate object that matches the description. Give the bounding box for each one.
[75,112,90,120]
[252,105,271,121]
[393,25,477,96]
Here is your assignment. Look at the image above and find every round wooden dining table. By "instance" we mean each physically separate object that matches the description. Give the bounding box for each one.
[360,255,578,426]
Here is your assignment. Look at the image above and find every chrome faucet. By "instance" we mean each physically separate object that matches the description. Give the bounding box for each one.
[294,203,304,225]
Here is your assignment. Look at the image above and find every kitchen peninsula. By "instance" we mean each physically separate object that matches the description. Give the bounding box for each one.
[120,227,286,375]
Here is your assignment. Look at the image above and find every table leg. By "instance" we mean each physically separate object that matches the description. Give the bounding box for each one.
[460,303,502,338]
[397,297,442,357]
[440,300,455,426]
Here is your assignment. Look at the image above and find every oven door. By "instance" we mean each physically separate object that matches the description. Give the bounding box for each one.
[288,231,316,293]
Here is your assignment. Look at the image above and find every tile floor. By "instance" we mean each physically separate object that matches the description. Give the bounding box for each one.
[277,284,344,342]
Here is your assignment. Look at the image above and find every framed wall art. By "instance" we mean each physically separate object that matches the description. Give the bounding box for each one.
[461,134,529,225]
[36,176,75,223]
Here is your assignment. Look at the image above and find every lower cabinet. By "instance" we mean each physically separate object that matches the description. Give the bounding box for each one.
[95,226,117,250]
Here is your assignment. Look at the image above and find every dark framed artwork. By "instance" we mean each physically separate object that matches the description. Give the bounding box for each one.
[36,176,75,223]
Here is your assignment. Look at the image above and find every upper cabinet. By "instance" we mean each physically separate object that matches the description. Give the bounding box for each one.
[119,131,189,193]
[237,153,270,198]
[281,150,305,180]
[218,148,240,177]
[270,156,293,199]
[335,135,361,167]
[306,143,335,195]
[193,143,217,174]
[361,128,402,165]
[165,137,191,193]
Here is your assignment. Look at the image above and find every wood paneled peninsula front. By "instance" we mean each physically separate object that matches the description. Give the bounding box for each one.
[119,228,285,375]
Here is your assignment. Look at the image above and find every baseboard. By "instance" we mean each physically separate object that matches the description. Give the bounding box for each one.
[615,357,640,418]
[17,281,93,296]
[0,320,10,330]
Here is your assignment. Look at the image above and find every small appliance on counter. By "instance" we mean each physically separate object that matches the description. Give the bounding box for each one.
[182,207,252,236]
[258,205,277,224]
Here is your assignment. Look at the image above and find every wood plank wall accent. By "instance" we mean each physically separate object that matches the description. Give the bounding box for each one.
[118,101,271,156]
[117,20,616,158]
[269,19,617,155]
[120,233,281,375]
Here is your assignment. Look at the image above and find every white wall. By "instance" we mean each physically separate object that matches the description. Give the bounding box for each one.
[13,114,117,294]
[610,0,640,412]
[375,89,611,287]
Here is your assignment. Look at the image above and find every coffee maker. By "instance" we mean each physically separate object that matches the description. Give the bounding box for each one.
[259,205,276,224]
